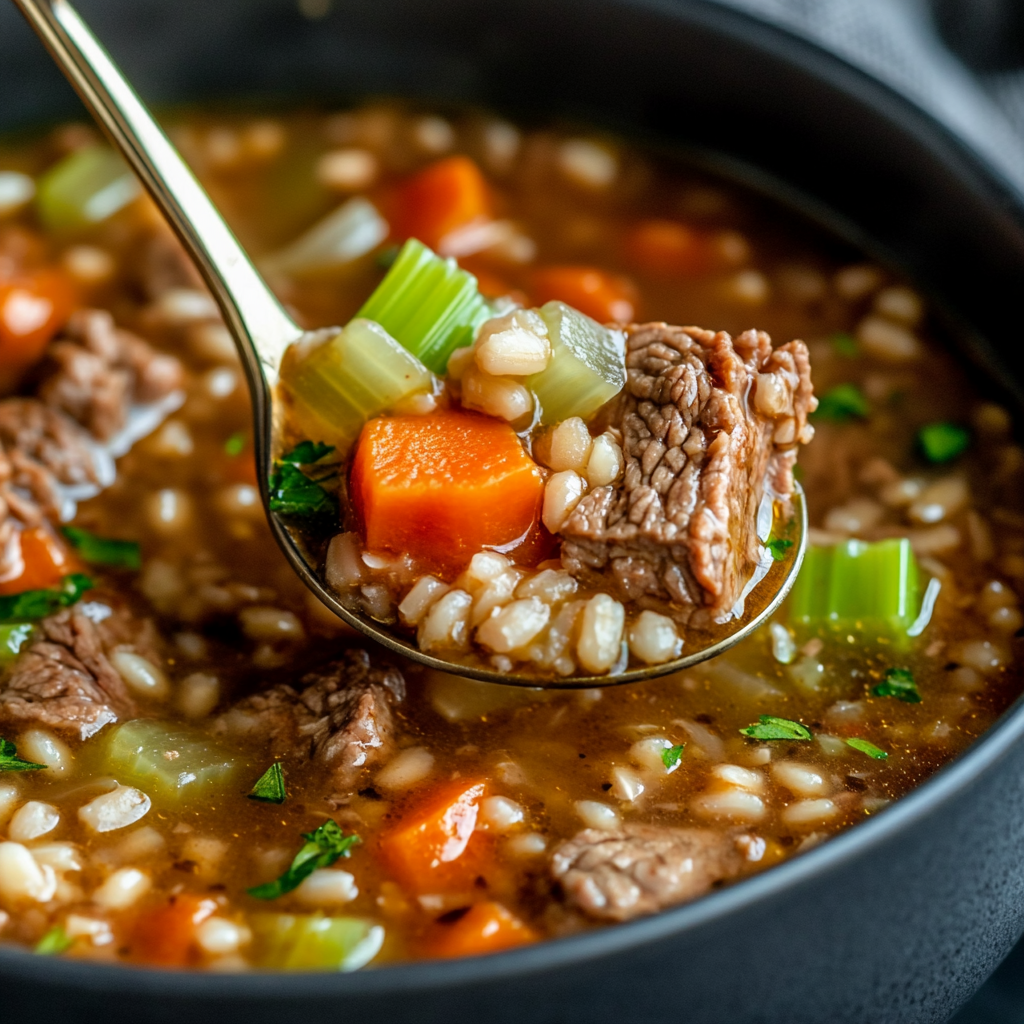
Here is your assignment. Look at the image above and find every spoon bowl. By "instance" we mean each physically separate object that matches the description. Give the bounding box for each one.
[15,0,808,687]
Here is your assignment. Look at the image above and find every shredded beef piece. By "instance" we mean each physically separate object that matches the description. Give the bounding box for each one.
[0,399,105,578]
[0,600,158,739]
[38,309,184,440]
[550,824,747,922]
[561,323,816,624]
[215,650,406,788]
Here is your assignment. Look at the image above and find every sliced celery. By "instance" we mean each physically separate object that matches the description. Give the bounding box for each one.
[249,913,384,972]
[36,146,141,232]
[260,197,388,277]
[279,318,434,452]
[527,301,626,425]
[0,623,33,666]
[789,538,920,641]
[355,238,491,373]
[104,719,240,804]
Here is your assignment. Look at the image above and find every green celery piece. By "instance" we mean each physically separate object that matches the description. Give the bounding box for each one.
[0,623,33,666]
[528,301,626,425]
[249,913,384,972]
[36,146,141,232]
[355,238,491,373]
[789,538,920,642]
[279,318,434,451]
[104,719,240,804]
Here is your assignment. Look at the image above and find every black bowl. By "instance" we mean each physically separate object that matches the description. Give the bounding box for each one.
[3,2,1024,1021]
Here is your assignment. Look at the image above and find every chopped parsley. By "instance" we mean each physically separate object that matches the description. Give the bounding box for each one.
[280,441,334,465]
[829,332,859,357]
[661,744,685,771]
[249,762,287,804]
[872,667,921,703]
[62,526,141,570]
[766,538,794,562]
[0,573,94,623]
[740,715,812,742]
[846,737,889,760]
[268,442,338,519]
[224,431,247,457]
[247,819,359,900]
[918,422,970,463]
[812,383,870,422]
[34,925,72,955]
[0,737,47,773]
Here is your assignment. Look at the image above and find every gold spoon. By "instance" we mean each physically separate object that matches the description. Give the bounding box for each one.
[15,0,807,688]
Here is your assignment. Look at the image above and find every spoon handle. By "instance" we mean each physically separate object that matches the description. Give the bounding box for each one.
[13,0,303,381]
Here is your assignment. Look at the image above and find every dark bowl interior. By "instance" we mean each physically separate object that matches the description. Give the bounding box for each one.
[3,1,1024,1022]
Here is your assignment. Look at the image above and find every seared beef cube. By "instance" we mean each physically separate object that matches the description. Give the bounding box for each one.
[561,323,816,624]
[215,649,405,788]
[0,602,156,739]
[551,824,746,922]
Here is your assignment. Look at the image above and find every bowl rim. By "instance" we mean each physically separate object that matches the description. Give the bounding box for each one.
[3,0,1024,995]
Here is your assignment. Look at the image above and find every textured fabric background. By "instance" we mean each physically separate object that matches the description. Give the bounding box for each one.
[710,0,1024,194]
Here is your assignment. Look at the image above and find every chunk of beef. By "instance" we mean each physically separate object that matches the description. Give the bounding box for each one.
[215,650,406,788]
[0,398,106,578]
[0,600,158,739]
[38,309,184,441]
[561,324,816,623]
[550,824,746,922]
[0,399,102,513]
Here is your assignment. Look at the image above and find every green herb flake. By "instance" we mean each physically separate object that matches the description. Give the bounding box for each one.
[34,925,73,956]
[0,573,94,624]
[62,526,141,570]
[918,422,970,463]
[846,737,889,760]
[249,762,287,804]
[830,332,859,358]
[224,431,246,457]
[0,737,47,773]
[872,667,921,703]
[280,441,335,465]
[661,744,685,771]
[268,462,337,518]
[739,715,812,742]
[812,383,870,423]
[247,819,359,900]
[766,538,794,562]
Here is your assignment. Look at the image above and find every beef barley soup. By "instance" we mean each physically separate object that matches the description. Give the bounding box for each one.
[0,103,1021,970]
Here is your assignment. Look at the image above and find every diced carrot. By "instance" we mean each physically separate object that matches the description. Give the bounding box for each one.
[624,219,748,278]
[390,156,492,252]
[130,894,218,967]
[424,901,538,959]
[378,780,490,893]
[0,526,82,595]
[0,268,76,393]
[350,410,544,577]
[531,266,637,323]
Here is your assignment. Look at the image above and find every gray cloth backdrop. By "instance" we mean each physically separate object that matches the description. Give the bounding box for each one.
[711,0,1024,194]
